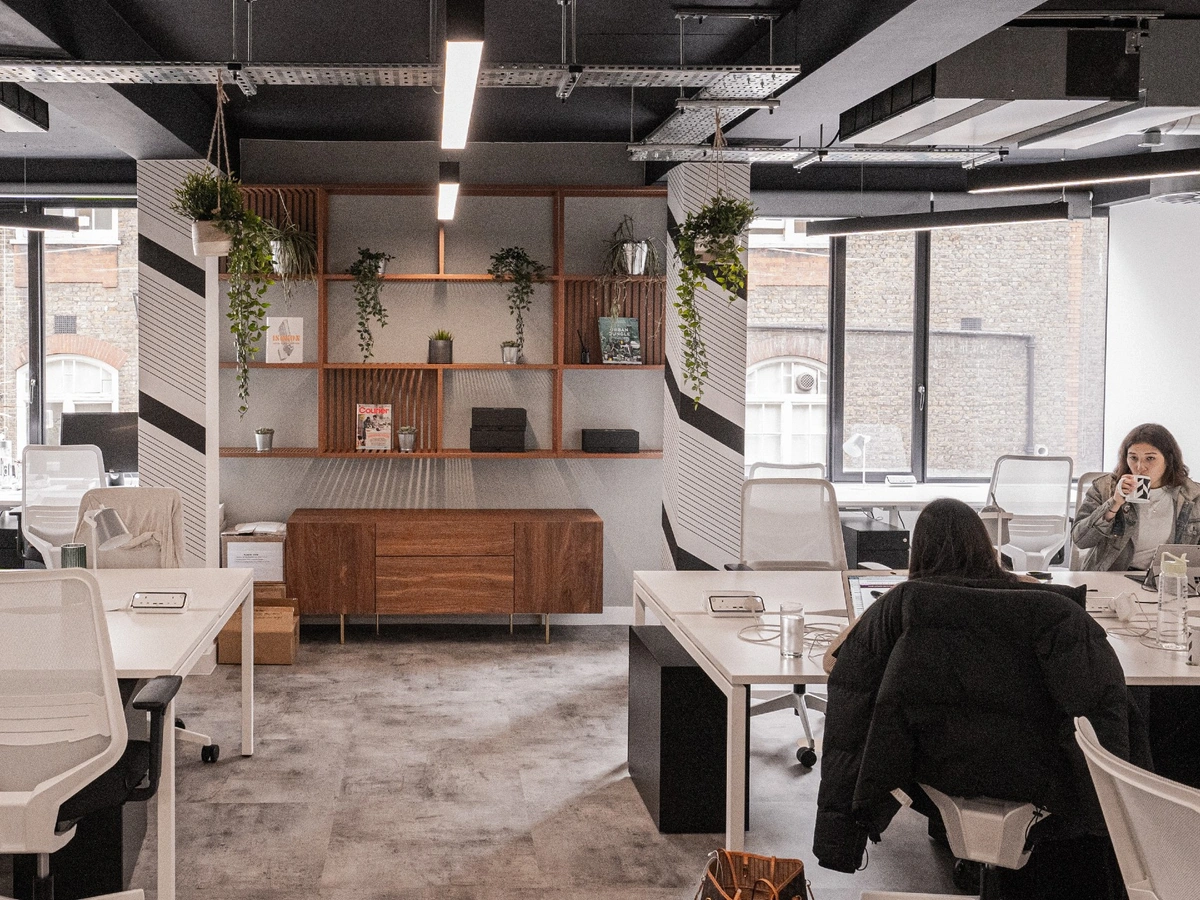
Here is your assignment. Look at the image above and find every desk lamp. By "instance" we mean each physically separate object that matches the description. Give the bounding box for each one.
[843,433,871,484]
[83,506,132,566]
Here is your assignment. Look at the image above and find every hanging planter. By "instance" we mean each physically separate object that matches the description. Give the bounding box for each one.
[602,215,663,277]
[488,246,547,361]
[265,190,318,305]
[349,247,394,362]
[171,170,243,257]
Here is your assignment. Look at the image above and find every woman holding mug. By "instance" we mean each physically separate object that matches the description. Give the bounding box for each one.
[1072,423,1200,572]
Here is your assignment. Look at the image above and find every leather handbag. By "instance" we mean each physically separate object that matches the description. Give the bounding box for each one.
[696,849,811,900]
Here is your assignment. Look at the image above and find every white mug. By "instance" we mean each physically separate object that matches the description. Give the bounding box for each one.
[1127,474,1152,503]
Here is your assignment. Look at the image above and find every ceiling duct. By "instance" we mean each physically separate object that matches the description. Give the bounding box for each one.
[839,21,1200,152]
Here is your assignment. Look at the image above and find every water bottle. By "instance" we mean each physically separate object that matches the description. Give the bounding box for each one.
[1157,551,1189,651]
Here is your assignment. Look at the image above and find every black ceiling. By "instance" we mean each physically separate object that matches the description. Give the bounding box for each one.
[2,0,1200,189]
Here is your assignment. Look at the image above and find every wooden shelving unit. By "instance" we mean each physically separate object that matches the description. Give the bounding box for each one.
[219,183,668,459]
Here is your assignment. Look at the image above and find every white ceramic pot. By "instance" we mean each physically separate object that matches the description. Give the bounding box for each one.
[619,240,649,275]
[192,220,232,257]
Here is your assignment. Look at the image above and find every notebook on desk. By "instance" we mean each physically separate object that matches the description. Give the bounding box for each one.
[844,573,906,619]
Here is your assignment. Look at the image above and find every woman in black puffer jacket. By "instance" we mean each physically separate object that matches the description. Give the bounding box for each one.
[813,498,1147,900]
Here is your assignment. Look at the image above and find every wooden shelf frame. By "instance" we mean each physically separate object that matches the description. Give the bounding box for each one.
[219,183,668,460]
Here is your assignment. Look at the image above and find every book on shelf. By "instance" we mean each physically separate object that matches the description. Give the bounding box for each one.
[356,403,392,451]
[598,316,642,364]
[265,317,303,363]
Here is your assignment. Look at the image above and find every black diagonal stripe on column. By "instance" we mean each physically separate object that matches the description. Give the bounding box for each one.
[665,360,744,454]
[139,391,205,455]
[661,503,716,571]
[138,234,205,298]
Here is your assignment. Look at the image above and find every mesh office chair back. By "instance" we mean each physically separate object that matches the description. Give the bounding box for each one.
[1076,716,1200,900]
[747,461,826,479]
[739,478,847,570]
[988,455,1073,570]
[0,570,127,855]
[21,444,106,569]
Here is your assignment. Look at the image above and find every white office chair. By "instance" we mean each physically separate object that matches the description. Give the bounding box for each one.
[748,461,826,479]
[731,478,848,766]
[1075,716,1200,900]
[987,455,1073,570]
[0,569,179,900]
[1068,472,1105,570]
[21,444,106,568]
[72,487,219,764]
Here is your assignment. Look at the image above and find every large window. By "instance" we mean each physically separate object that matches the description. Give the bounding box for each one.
[747,215,1109,481]
[745,357,827,466]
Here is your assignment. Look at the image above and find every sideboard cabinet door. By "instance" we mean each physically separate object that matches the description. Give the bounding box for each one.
[514,517,603,614]
[286,521,376,615]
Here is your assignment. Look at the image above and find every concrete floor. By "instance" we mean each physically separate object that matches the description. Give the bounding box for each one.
[7,624,963,899]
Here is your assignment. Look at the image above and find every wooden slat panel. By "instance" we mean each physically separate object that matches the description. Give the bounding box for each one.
[376,557,514,614]
[322,367,437,453]
[376,520,514,556]
[563,277,665,366]
[513,518,603,614]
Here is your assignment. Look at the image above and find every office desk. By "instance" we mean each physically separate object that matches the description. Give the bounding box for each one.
[834,482,989,525]
[99,568,254,900]
[631,568,1200,850]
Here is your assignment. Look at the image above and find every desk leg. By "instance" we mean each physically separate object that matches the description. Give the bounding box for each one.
[241,589,254,757]
[726,685,749,851]
[158,695,177,900]
[633,588,646,626]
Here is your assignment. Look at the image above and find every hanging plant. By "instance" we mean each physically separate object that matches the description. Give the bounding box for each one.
[349,247,394,362]
[672,191,757,407]
[488,246,547,360]
[226,210,276,416]
[265,191,317,307]
[602,215,663,277]
[170,169,245,257]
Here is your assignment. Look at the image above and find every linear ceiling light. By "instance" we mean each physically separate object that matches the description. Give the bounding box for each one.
[441,0,485,150]
[966,147,1200,194]
[437,161,460,221]
[0,82,49,132]
[0,209,79,231]
[805,201,1072,238]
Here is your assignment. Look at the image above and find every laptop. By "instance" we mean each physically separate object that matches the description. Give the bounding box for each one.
[844,572,906,620]
[1126,543,1200,593]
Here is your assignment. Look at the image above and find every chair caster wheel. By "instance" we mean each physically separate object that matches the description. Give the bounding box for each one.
[952,859,981,894]
[175,718,186,729]
[201,744,220,764]
[797,748,817,767]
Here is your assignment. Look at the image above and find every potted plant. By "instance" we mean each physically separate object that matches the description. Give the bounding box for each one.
[500,340,520,364]
[488,247,546,361]
[254,427,274,452]
[396,424,417,453]
[672,192,757,406]
[349,248,394,362]
[602,215,662,276]
[428,328,453,364]
[226,210,276,416]
[266,201,317,305]
[170,169,244,257]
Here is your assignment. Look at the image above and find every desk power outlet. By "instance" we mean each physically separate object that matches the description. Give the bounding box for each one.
[130,591,188,612]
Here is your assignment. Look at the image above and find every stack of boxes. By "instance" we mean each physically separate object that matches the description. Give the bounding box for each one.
[217,528,299,665]
[470,407,527,452]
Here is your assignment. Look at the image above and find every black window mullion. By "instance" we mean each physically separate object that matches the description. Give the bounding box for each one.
[27,229,46,447]
[912,230,930,481]
[827,237,847,480]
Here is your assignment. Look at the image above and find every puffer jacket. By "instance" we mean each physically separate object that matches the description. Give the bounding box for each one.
[1072,473,1200,572]
[813,576,1146,874]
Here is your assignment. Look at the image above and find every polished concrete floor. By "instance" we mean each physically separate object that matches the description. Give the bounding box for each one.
[8,624,963,900]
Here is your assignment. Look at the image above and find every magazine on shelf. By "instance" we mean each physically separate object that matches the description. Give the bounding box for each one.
[265,317,303,363]
[598,316,642,364]
[356,403,392,451]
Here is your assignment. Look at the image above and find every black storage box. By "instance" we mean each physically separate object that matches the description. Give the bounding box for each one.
[471,407,526,431]
[842,517,910,569]
[470,428,526,453]
[582,428,640,454]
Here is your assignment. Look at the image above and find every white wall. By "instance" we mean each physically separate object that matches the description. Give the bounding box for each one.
[1105,200,1200,464]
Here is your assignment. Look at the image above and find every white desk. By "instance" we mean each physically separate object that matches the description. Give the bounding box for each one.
[834,482,990,525]
[632,568,1200,850]
[99,568,254,900]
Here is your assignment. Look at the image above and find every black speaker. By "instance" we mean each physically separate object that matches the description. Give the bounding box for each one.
[471,407,526,431]
[582,429,639,454]
[469,428,526,452]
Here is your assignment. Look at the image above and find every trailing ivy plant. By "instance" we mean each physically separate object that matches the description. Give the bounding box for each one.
[225,210,276,417]
[349,247,394,362]
[672,192,757,407]
[488,246,547,359]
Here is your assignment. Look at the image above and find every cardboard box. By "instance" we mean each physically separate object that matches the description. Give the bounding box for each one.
[217,605,299,665]
[221,532,286,582]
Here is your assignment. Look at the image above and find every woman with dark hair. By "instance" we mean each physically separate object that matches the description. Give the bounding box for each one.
[815,498,1141,900]
[1073,422,1200,571]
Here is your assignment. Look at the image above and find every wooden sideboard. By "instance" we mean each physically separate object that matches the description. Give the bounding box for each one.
[286,508,603,628]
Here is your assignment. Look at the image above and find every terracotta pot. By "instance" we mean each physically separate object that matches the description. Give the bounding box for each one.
[192,220,232,257]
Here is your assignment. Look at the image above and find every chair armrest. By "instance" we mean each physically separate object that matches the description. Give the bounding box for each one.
[128,675,183,803]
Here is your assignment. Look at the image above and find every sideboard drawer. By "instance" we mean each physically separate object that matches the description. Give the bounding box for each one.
[375,556,514,613]
[376,521,514,557]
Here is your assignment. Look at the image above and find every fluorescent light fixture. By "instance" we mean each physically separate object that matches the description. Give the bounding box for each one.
[0,209,80,231]
[441,0,485,150]
[675,98,780,111]
[805,201,1072,238]
[0,82,49,132]
[437,161,460,221]
[966,147,1200,194]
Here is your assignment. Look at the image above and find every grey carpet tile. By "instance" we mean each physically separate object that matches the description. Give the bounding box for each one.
[7,624,964,900]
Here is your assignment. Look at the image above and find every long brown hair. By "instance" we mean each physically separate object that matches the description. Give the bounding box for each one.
[908,497,1017,582]
[1114,423,1190,488]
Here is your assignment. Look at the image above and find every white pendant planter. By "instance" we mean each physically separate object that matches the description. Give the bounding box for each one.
[618,240,650,275]
[192,220,232,257]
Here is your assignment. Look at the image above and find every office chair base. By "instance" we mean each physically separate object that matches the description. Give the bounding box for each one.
[175,724,218,763]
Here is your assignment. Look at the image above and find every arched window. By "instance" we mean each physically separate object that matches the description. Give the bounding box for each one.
[17,355,120,453]
[745,357,827,469]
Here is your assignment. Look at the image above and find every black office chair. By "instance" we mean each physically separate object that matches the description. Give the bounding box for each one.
[0,570,180,900]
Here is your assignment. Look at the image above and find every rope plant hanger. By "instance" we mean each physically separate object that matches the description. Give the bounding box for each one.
[672,109,757,407]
